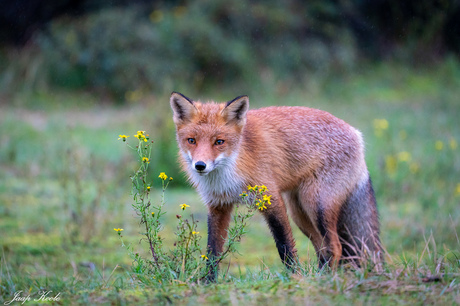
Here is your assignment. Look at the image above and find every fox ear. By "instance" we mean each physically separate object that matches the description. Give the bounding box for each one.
[170,92,197,125]
[222,95,249,126]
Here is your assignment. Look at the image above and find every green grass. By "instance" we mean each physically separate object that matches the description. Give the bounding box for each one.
[1,62,460,304]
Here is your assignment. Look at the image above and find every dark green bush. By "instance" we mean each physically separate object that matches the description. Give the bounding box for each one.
[2,0,458,99]
[33,0,356,99]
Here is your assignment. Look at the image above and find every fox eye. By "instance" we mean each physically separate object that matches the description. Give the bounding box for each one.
[215,139,225,145]
[188,138,196,144]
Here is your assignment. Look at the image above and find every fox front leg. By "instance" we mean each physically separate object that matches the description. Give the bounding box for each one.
[262,193,298,271]
[205,204,233,282]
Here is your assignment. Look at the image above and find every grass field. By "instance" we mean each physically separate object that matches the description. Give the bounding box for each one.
[1,63,460,304]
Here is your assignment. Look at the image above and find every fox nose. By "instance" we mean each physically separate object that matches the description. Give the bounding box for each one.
[195,161,206,171]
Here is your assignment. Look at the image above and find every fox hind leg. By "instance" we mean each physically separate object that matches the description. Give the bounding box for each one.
[316,205,343,269]
[283,191,326,266]
[296,183,343,269]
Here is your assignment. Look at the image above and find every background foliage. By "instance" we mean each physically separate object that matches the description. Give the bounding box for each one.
[1,0,460,98]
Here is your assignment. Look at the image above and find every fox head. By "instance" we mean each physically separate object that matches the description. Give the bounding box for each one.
[170,92,249,176]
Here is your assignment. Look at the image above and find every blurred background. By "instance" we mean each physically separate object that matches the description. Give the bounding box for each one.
[1,0,459,294]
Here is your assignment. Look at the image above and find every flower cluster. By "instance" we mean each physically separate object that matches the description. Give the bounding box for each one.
[134,130,149,142]
[247,185,268,193]
[256,194,272,211]
[159,172,168,180]
[243,185,272,211]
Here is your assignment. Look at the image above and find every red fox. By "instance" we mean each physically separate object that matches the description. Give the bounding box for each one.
[170,92,381,280]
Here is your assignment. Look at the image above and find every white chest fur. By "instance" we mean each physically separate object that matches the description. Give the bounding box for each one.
[187,153,244,206]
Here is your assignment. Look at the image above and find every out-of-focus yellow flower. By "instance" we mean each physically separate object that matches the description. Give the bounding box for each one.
[435,141,444,151]
[201,254,208,260]
[173,6,187,18]
[147,186,151,191]
[409,162,419,174]
[239,191,248,197]
[373,119,389,138]
[142,157,150,164]
[151,212,155,216]
[373,119,389,130]
[450,138,457,150]
[455,183,460,196]
[397,151,411,162]
[399,130,407,140]
[385,155,397,175]
[192,231,199,235]
[159,172,168,180]
[150,10,163,23]
[114,228,124,235]
[180,203,190,210]
[125,90,143,102]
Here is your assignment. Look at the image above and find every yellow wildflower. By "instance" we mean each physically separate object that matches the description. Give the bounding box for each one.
[259,185,268,193]
[385,155,397,175]
[258,204,267,211]
[262,194,272,205]
[450,138,458,150]
[373,119,389,137]
[118,135,129,142]
[134,130,149,142]
[435,141,444,151]
[399,130,407,140]
[159,172,168,180]
[201,254,208,260]
[173,6,187,18]
[180,203,190,210]
[456,183,460,196]
[192,231,199,235]
[142,157,150,164]
[373,119,389,130]
[397,151,411,162]
[409,162,419,174]
[151,212,155,216]
[147,186,151,191]
[239,191,248,197]
[149,10,163,23]
[114,228,124,235]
